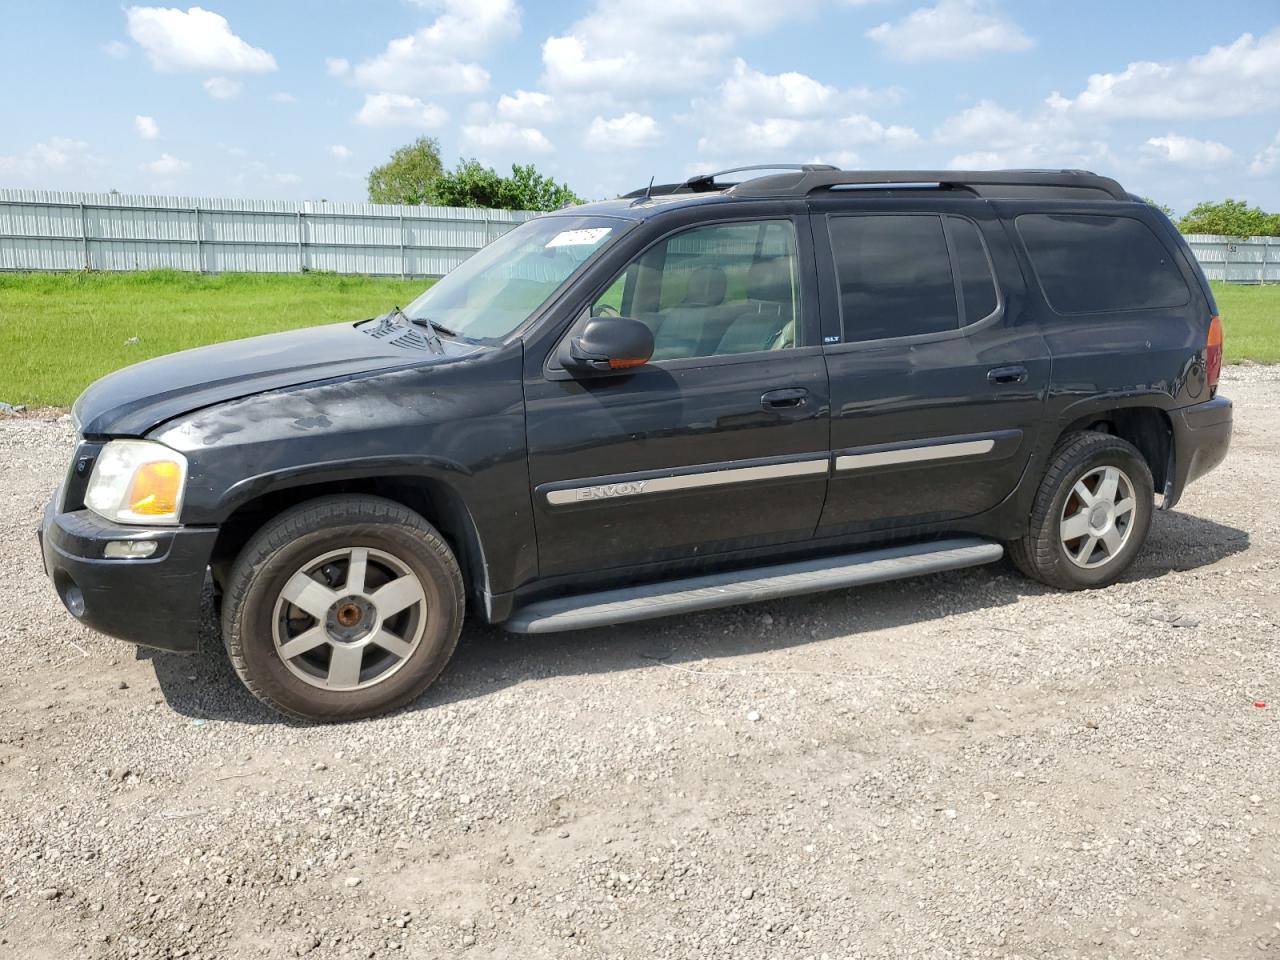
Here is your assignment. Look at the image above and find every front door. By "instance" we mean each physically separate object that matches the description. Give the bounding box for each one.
[524,214,831,579]
[810,197,1051,537]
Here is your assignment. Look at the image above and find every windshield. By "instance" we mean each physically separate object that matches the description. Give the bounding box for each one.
[404,215,625,339]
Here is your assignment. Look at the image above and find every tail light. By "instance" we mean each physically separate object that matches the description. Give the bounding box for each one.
[1206,315,1223,394]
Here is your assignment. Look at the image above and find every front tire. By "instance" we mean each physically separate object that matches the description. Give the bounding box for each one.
[1009,431,1154,590]
[222,495,464,722]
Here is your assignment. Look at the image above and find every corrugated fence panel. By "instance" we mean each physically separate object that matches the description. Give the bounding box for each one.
[0,189,541,276]
[1183,235,1279,284]
[7,190,1274,285]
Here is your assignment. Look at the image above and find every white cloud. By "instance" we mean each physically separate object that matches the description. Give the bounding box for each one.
[328,144,353,161]
[0,138,100,178]
[102,40,129,58]
[463,121,553,153]
[934,98,1121,171]
[543,0,822,97]
[203,76,242,99]
[325,57,350,78]
[585,113,662,150]
[125,6,277,73]
[1047,30,1280,119]
[1142,134,1234,167]
[496,90,557,124]
[268,172,301,185]
[270,92,297,104]
[1252,132,1280,176]
[355,93,448,128]
[134,115,160,140]
[141,153,190,175]
[868,0,1032,62]
[720,59,836,117]
[350,0,518,95]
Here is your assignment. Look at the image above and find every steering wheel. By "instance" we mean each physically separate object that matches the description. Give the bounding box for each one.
[593,303,621,318]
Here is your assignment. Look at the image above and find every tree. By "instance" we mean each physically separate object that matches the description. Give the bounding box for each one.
[1143,197,1174,218]
[426,159,582,212]
[367,137,444,205]
[1177,199,1280,238]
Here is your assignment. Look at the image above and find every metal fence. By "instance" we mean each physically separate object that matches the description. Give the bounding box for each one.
[0,189,540,277]
[1182,235,1279,284]
[2,188,1278,284]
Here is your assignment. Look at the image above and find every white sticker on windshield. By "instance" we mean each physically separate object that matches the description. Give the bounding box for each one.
[545,227,611,248]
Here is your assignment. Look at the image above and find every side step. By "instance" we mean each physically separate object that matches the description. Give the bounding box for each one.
[504,537,1004,634]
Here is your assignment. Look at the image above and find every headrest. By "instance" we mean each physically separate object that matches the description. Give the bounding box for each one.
[747,258,792,303]
[682,265,727,306]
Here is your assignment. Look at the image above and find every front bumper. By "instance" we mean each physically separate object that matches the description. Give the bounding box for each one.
[1164,394,1233,510]
[38,498,218,653]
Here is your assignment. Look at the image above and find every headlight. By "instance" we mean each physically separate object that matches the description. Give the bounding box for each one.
[85,440,188,526]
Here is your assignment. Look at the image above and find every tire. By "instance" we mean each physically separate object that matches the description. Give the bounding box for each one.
[221,495,464,722]
[1009,431,1154,591]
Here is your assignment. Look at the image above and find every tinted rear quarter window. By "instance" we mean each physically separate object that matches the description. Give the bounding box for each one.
[1016,213,1189,314]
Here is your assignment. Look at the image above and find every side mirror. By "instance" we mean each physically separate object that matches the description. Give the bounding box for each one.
[560,316,654,375]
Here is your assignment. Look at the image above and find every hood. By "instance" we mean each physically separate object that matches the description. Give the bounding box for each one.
[74,320,476,436]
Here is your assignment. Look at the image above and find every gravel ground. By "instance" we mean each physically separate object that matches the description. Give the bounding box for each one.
[1,368,1277,960]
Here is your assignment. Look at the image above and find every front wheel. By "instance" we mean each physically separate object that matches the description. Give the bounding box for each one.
[1009,431,1154,590]
[221,495,464,722]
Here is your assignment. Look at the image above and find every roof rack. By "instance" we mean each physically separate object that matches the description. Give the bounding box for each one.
[728,168,1129,201]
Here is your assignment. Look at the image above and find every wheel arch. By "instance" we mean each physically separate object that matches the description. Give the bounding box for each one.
[1054,402,1173,496]
[209,468,489,608]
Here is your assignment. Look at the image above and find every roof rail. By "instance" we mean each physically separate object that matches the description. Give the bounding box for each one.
[620,163,838,199]
[728,168,1129,201]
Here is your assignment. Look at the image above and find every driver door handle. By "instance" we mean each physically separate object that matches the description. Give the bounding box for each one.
[761,387,809,410]
[987,365,1028,385]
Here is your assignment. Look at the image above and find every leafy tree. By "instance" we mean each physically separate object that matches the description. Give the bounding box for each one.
[1143,197,1174,218]
[504,163,582,211]
[1177,198,1280,238]
[426,159,581,212]
[367,137,444,205]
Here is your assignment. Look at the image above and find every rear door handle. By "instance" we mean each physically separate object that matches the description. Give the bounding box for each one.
[761,387,809,410]
[987,365,1028,385]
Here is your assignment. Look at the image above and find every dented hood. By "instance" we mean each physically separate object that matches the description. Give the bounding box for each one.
[73,320,471,437]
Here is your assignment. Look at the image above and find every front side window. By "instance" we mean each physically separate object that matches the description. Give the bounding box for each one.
[405,215,624,339]
[1016,213,1189,314]
[590,219,802,362]
[828,214,999,343]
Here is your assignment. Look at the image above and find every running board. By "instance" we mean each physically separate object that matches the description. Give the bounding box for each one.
[504,538,1004,634]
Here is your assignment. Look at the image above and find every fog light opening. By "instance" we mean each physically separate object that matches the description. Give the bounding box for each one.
[63,584,86,618]
[104,540,159,560]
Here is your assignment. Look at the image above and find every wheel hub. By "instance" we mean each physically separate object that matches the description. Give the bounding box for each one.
[325,595,377,643]
[1088,503,1112,532]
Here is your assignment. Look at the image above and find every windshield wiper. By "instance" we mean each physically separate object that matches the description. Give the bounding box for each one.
[384,305,449,353]
[413,316,460,338]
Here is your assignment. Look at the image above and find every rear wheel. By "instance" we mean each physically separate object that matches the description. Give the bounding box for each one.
[1009,431,1154,590]
[222,495,464,722]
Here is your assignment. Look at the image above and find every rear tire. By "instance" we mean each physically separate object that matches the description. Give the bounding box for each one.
[1009,431,1154,590]
[221,495,464,722]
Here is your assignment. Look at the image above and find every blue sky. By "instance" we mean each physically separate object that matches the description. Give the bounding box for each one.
[2,1,1279,214]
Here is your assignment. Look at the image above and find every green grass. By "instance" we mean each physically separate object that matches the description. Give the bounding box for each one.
[0,272,1275,407]
[0,270,430,406]
[1213,281,1280,365]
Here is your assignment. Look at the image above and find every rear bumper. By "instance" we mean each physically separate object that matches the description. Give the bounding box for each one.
[1164,394,1232,509]
[38,497,217,653]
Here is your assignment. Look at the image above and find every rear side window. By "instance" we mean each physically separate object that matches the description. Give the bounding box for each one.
[828,214,998,343]
[1016,214,1189,314]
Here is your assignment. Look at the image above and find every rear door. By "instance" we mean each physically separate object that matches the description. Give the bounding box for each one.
[811,195,1051,536]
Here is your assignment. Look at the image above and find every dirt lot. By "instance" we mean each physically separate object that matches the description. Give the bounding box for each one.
[1,368,1276,960]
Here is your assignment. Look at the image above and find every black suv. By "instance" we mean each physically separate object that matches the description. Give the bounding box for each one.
[39,166,1233,721]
